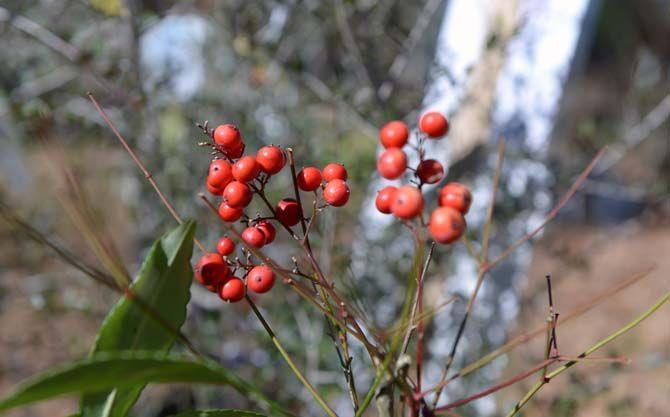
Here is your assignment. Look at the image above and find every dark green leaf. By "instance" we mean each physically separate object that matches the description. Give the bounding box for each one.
[81,221,196,417]
[0,352,294,417]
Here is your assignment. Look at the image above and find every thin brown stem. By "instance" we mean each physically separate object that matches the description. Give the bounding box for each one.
[87,93,206,254]
[431,139,505,408]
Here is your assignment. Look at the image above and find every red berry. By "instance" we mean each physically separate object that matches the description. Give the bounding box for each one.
[375,186,398,214]
[323,179,350,207]
[297,167,322,191]
[206,181,224,196]
[246,265,276,294]
[218,201,244,222]
[377,148,407,179]
[256,221,276,244]
[391,185,423,219]
[214,124,243,149]
[256,146,285,175]
[219,277,245,302]
[195,253,230,286]
[208,159,234,188]
[416,159,444,184]
[223,181,252,208]
[226,140,245,159]
[204,283,221,293]
[322,163,348,182]
[233,156,260,183]
[429,207,466,244]
[419,112,449,138]
[379,120,409,148]
[275,198,300,226]
[242,226,266,248]
[439,182,472,214]
[216,236,236,256]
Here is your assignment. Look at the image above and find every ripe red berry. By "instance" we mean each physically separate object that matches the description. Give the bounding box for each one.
[322,163,348,182]
[195,253,230,286]
[375,186,398,214]
[275,198,300,226]
[379,120,409,148]
[297,167,322,191]
[204,283,221,293]
[223,181,253,208]
[219,277,245,302]
[256,146,285,175]
[216,236,236,256]
[429,206,466,244]
[419,112,449,138]
[256,221,276,244]
[218,201,244,222]
[232,156,260,183]
[242,226,266,248]
[246,265,276,294]
[323,179,350,207]
[416,159,444,184]
[439,182,472,214]
[206,181,224,196]
[214,124,243,149]
[377,148,407,179]
[208,159,234,188]
[391,185,423,219]
[226,140,245,159]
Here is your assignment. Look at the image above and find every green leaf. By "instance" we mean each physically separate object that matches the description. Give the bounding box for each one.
[166,410,266,417]
[81,221,196,417]
[0,352,294,417]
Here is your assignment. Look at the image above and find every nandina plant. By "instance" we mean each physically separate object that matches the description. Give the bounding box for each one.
[0,94,667,417]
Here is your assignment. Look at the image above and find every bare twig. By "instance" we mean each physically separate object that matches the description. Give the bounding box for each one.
[87,93,206,254]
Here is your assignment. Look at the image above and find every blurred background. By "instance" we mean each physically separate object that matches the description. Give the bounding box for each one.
[0,1,668,416]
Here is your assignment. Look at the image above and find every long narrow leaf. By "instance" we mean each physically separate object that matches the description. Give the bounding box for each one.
[0,352,295,417]
[81,221,196,417]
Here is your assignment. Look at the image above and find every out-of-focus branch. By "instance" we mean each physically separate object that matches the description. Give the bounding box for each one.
[0,6,81,61]
[378,0,443,101]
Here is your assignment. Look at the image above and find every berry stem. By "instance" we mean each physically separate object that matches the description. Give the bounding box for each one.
[87,93,207,254]
[246,295,339,417]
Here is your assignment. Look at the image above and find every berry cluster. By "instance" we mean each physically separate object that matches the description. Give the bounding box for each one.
[374,112,472,244]
[195,123,350,303]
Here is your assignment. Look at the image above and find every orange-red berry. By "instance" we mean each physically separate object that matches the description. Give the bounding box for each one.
[214,124,243,149]
[223,181,252,208]
[256,221,276,244]
[219,277,245,302]
[206,181,224,196]
[195,253,230,286]
[256,146,285,175]
[323,179,350,207]
[247,265,276,294]
[322,163,348,182]
[208,159,234,188]
[232,156,260,183]
[429,206,466,244]
[297,166,322,191]
[416,159,444,184]
[439,182,472,214]
[379,120,409,148]
[275,198,300,226]
[391,185,423,219]
[218,201,244,222]
[226,140,245,159]
[242,226,266,248]
[216,236,236,256]
[375,186,397,214]
[419,112,449,138]
[377,148,407,179]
